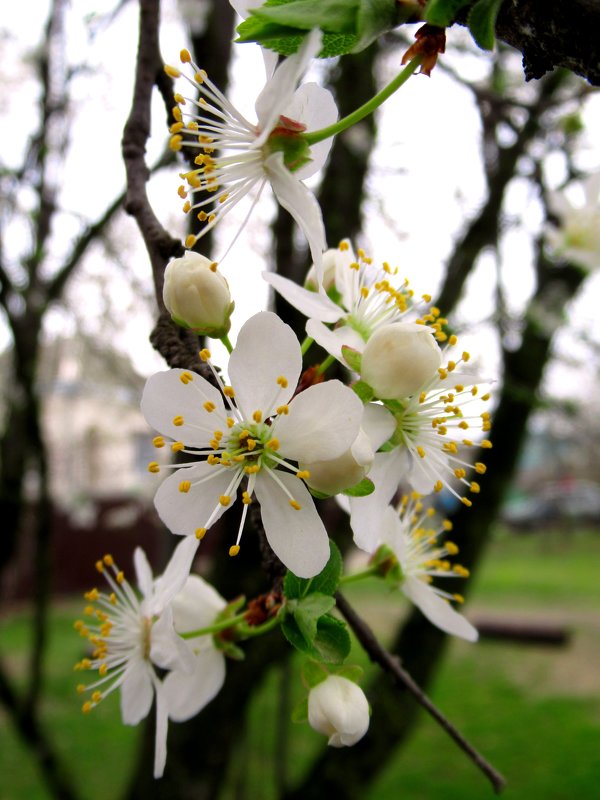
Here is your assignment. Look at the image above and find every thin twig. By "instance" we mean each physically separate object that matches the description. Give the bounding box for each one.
[335,592,507,794]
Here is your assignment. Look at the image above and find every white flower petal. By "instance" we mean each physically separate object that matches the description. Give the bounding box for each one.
[334,243,359,310]
[402,577,478,642]
[361,403,395,450]
[171,575,227,633]
[266,152,327,276]
[254,471,330,577]
[263,271,342,322]
[153,683,169,779]
[163,648,226,722]
[254,29,323,144]
[347,449,408,552]
[133,547,154,600]
[283,82,338,179]
[154,462,234,537]
[120,661,154,725]
[150,536,199,613]
[150,607,196,673]
[141,369,226,446]
[275,379,363,462]
[305,319,366,362]
[228,311,301,416]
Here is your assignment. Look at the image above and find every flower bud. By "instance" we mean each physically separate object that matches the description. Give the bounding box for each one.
[304,248,338,292]
[163,251,234,336]
[300,429,374,495]
[308,675,370,747]
[360,322,442,399]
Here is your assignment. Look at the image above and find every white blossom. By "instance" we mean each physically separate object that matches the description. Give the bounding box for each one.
[546,172,600,271]
[166,30,336,274]
[74,539,226,778]
[308,675,370,747]
[142,312,363,578]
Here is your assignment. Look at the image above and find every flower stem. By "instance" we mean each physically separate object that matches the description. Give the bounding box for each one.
[179,611,248,639]
[316,354,335,376]
[237,615,281,638]
[220,333,233,354]
[304,56,423,147]
[339,566,380,586]
[300,336,314,356]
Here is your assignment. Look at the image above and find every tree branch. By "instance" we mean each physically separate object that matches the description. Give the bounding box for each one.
[335,592,507,794]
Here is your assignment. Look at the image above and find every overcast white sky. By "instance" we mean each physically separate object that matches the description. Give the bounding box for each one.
[2,0,600,399]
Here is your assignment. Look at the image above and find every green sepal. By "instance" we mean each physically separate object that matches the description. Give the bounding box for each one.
[341,345,362,373]
[342,477,375,497]
[423,0,471,27]
[371,543,403,583]
[302,659,330,688]
[284,540,343,600]
[291,697,309,723]
[335,664,364,683]
[351,379,374,402]
[467,0,503,50]
[217,640,246,660]
[308,486,331,500]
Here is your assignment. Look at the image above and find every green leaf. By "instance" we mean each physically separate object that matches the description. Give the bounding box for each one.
[467,0,503,50]
[294,593,336,643]
[313,615,352,663]
[250,0,357,32]
[351,380,374,402]
[281,615,315,654]
[424,0,471,27]
[308,486,331,500]
[302,659,330,688]
[354,0,399,52]
[342,477,375,497]
[284,541,342,600]
[341,345,362,372]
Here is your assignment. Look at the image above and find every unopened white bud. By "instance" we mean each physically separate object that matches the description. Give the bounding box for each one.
[163,251,234,336]
[300,430,373,495]
[360,322,442,399]
[308,675,370,747]
[304,248,338,292]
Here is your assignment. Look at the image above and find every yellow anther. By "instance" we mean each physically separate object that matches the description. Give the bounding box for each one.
[174,93,186,105]
[148,461,160,474]
[454,468,466,479]
[482,393,491,401]
[434,480,443,493]
[360,287,369,299]
[171,441,184,453]
[195,527,207,540]
[178,185,188,199]
[180,48,191,63]
[239,430,249,440]
[213,431,223,441]
[169,121,184,134]
[453,593,465,604]
[460,497,472,507]
[246,438,256,451]
[169,134,183,151]
[244,465,260,474]
[266,438,279,450]
[462,351,470,362]
[210,439,220,450]
[203,401,216,412]
[419,391,427,404]
[92,691,102,703]
[447,360,456,372]
[74,620,84,631]
[180,371,194,384]
[454,565,470,577]
[76,684,86,695]
[197,210,208,221]
[164,64,181,78]
[458,421,469,430]
[102,554,113,567]
[438,368,448,379]
[173,415,184,426]
[199,348,211,361]
[223,386,235,397]
[471,386,478,396]
[277,376,288,388]
[84,589,99,602]
[296,470,310,480]
[454,384,464,392]
[252,410,262,423]
[445,541,459,555]
[95,560,104,573]
[416,446,426,458]
[339,240,349,251]
[462,439,473,447]
[226,417,235,428]
[82,701,93,714]
[195,69,207,83]
[207,454,220,465]
[153,436,165,448]
[229,545,240,557]
[422,293,432,302]
[108,593,116,605]
[185,234,197,248]
[242,491,252,505]
[98,663,108,676]
[116,571,125,584]
[179,480,191,493]
[219,495,231,507]
[475,462,487,474]
[289,500,302,511]
[442,519,453,531]
[276,404,289,415]
[481,440,492,449]
[449,334,458,346]
[470,482,481,493]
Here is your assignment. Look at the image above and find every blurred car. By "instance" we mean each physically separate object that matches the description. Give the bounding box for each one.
[502,479,600,530]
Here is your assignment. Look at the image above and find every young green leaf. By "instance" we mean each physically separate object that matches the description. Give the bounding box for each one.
[467,0,503,50]
[424,0,471,27]
[341,345,362,373]
[342,477,375,497]
[351,380,374,402]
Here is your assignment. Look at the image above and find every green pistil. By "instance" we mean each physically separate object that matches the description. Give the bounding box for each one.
[345,314,371,342]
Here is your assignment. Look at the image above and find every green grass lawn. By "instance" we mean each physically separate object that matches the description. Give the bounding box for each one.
[1,528,599,799]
